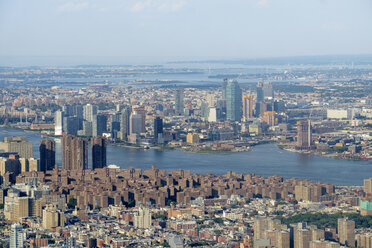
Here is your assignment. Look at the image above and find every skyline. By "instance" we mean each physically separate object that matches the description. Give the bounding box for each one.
[1,0,372,65]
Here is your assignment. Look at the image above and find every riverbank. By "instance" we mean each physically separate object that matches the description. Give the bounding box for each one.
[278,143,371,161]
[0,126,370,185]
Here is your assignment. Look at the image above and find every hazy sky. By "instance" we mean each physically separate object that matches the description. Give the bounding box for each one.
[0,0,372,63]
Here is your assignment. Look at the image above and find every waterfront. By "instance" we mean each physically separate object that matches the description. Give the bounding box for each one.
[0,126,370,186]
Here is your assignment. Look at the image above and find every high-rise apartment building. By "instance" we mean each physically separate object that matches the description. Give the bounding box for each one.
[82,121,93,137]
[10,223,24,248]
[277,231,290,248]
[208,107,218,122]
[91,136,106,170]
[226,80,242,121]
[256,82,264,103]
[175,88,184,115]
[130,107,146,134]
[253,217,281,240]
[92,114,107,137]
[356,233,372,248]
[0,136,33,159]
[0,156,21,177]
[154,117,163,143]
[39,140,56,172]
[119,106,131,141]
[134,206,152,229]
[364,178,372,194]
[54,110,64,136]
[242,95,254,121]
[263,81,274,99]
[62,135,88,171]
[207,94,216,107]
[297,120,313,150]
[83,104,97,122]
[42,204,65,229]
[338,218,355,247]
[19,158,39,172]
[262,111,277,126]
[4,193,42,222]
[109,113,121,138]
[294,227,312,248]
[221,78,228,101]
[63,116,79,136]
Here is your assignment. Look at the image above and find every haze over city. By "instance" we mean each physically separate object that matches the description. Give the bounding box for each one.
[1,0,372,65]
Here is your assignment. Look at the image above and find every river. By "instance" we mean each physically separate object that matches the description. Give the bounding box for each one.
[0,127,370,186]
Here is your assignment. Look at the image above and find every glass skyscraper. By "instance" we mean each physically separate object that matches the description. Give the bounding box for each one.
[226,80,242,121]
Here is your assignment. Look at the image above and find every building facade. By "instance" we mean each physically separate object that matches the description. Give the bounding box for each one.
[39,140,56,172]
[62,135,88,171]
[91,136,106,170]
[226,80,242,122]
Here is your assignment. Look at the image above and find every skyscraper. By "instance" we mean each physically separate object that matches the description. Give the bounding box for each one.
[263,81,274,99]
[10,223,24,248]
[338,218,355,247]
[54,110,64,136]
[175,88,184,115]
[109,113,121,135]
[91,136,106,170]
[297,120,313,150]
[39,140,56,171]
[62,135,88,171]
[207,94,216,107]
[92,114,107,137]
[226,80,242,121]
[82,121,93,137]
[242,95,254,121]
[221,78,228,101]
[83,104,97,122]
[120,106,131,140]
[256,82,264,103]
[154,116,163,143]
[63,116,78,136]
[130,111,144,134]
[130,107,146,134]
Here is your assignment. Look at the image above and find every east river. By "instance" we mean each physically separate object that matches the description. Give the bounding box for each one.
[0,127,370,186]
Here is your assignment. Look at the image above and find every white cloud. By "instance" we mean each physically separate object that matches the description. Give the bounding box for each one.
[157,0,187,12]
[131,0,152,12]
[256,0,270,8]
[58,1,90,12]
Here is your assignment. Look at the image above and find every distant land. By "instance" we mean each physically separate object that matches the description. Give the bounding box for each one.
[1,54,372,67]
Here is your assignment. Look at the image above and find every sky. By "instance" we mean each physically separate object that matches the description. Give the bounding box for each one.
[0,0,372,65]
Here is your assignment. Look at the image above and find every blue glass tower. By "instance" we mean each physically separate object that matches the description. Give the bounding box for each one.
[226,80,242,121]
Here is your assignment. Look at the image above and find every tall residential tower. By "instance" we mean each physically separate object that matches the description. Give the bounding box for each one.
[62,135,88,171]
[39,140,56,171]
[91,136,106,170]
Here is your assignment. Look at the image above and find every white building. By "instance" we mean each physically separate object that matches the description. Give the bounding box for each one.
[327,109,353,119]
[10,223,24,248]
[54,110,64,136]
[208,107,217,122]
[83,104,97,122]
[133,206,152,229]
